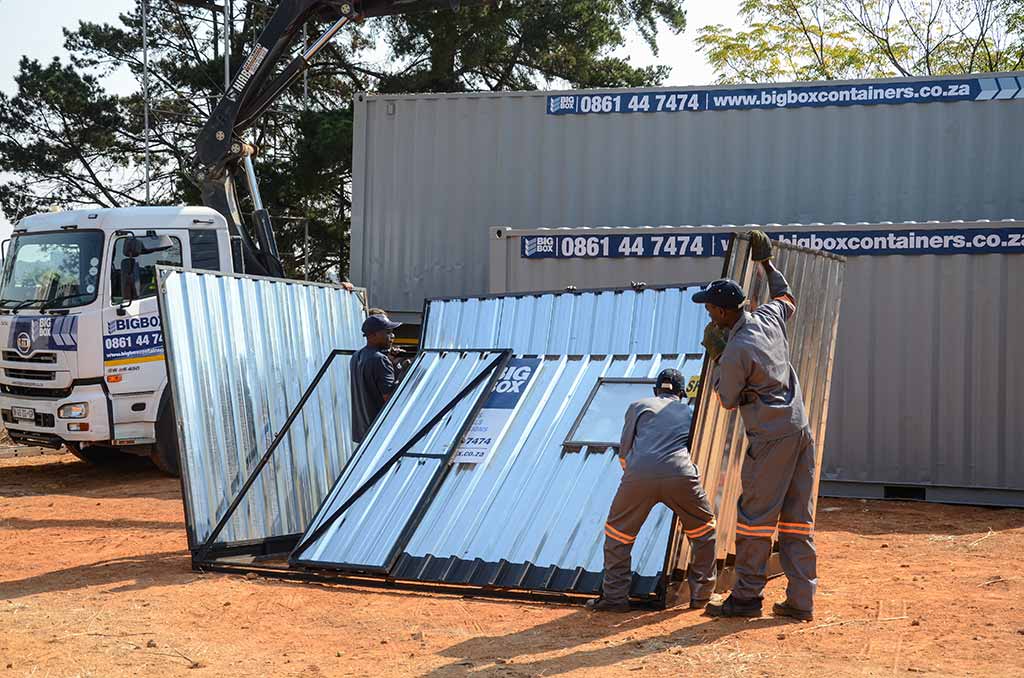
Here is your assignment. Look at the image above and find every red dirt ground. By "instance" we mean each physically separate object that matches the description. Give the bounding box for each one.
[1,453,1022,677]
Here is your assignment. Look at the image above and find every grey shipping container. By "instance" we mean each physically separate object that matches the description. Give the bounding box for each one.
[350,72,1024,321]
[488,223,1024,507]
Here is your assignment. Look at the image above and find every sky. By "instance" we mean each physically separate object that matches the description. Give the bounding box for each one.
[0,0,743,237]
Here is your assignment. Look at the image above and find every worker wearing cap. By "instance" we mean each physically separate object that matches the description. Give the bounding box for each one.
[695,231,817,622]
[587,368,718,613]
[350,314,403,444]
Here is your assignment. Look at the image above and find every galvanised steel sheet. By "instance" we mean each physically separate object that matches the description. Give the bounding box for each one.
[492,222,1024,506]
[422,286,705,355]
[293,350,504,570]
[351,74,1024,318]
[673,235,845,569]
[397,353,705,596]
[295,285,709,598]
[158,268,365,551]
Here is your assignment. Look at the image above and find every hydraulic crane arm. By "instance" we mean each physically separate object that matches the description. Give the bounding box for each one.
[195,0,481,277]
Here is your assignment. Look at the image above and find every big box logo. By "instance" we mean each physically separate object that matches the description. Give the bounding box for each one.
[486,358,540,409]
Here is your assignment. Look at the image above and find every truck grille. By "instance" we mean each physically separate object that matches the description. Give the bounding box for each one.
[2,351,57,364]
[5,368,56,381]
[0,384,73,398]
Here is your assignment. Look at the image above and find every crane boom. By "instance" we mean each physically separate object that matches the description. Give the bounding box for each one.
[195,0,482,277]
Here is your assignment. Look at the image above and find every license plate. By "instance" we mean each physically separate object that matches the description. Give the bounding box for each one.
[11,406,35,421]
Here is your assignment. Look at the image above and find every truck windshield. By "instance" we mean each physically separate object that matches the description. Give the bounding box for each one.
[0,230,105,310]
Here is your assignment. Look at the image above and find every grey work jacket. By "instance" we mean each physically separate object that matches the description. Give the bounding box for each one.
[618,395,696,480]
[711,267,809,443]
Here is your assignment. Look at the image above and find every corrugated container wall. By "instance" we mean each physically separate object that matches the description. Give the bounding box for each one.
[488,224,1024,506]
[351,74,1024,319]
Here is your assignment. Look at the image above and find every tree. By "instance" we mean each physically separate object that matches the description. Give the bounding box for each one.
[0,0,686,281]
[697,0,1024,84]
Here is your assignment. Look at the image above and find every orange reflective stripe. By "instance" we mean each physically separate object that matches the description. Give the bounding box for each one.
[604,528,635,545]
[736,522,776,533]
[777,521,813,528]
[735,524,776,538]
[778,524,814,535]
[774,294,796,310]
[684,518,716,534]
[686,521,716,539]
[604,523,636,543]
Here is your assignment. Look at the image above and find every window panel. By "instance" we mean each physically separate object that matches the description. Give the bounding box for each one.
[564,379,657,448]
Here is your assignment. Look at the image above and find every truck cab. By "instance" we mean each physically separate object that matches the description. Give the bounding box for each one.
[0,206,232,474]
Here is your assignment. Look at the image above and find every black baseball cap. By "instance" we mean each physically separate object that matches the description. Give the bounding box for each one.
[362,314,402,336]
[655,368,685,397]
[692,279,746,310]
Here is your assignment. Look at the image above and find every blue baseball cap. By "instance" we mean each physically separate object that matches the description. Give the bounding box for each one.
[692,279,746,309]
[362,314,402,336]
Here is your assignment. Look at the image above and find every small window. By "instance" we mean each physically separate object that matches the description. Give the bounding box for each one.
[189,230,221,271]
[110,235,183,304]
[564,378,658,449]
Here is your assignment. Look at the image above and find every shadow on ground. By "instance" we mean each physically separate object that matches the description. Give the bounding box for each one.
[0,455,179,500]
[0,550,194,600]
[424,606,793,677]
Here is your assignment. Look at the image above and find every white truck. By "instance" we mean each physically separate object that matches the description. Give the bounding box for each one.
[0,206,232,474]
[0,1,480,475]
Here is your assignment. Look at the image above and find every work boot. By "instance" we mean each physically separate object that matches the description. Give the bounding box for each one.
[772,600,813,621]
[689,598,710,610]
[585,596,630,613]
[705,595,763,618]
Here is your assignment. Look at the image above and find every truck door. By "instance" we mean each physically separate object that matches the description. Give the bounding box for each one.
[101,232,187,444]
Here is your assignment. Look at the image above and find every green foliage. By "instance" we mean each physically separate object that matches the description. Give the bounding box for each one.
[0,0,686,281]
[698,0,1024,84]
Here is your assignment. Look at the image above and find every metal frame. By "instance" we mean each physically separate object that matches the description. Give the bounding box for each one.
[188,347,356,565]
[289,349,513,573]
[156,264,366,555]
[562,377,658,449]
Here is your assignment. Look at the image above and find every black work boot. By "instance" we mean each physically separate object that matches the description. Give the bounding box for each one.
[689,598,710,610]
[585,596,631,613]
[705,595,763,618]
[772,600,813,621]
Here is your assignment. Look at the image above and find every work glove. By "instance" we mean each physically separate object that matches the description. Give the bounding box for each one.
[749,230,773,262]
[702,322,728,362]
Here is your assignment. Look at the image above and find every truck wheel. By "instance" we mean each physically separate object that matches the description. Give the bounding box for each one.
[66,443,127,466]
[150,392,181,477]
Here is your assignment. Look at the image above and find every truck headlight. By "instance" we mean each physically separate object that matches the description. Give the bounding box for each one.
[58,403,89,419]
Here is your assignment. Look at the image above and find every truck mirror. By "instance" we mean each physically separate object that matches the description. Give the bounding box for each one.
[123,236,144,258]
[120,258,142,304]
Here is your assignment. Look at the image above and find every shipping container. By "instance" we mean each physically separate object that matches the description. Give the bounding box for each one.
[489,222,1024,506]
[351,72,1024,321]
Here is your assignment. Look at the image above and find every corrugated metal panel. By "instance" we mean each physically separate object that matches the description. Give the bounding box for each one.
[422,286,705,355]
[490,223,1024,504]
[352,76,1024,317]
[294,285,709,599]
[673,235,844,570]
[158,268,366,550]
[294,350,503,570]
[398,353,704,592]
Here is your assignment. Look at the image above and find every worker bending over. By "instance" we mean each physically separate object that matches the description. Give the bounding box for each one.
[588,369,717,613]
[695,231,817,621]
